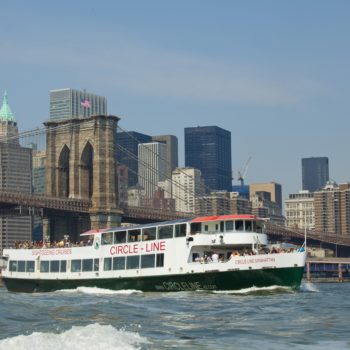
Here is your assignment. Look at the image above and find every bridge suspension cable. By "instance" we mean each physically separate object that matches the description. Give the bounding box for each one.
[2,119,233,216]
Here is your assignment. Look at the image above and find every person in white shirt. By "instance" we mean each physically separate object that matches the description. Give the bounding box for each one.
[211,252,219,263]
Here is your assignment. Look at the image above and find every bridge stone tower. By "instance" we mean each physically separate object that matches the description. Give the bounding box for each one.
[44,115,122,240]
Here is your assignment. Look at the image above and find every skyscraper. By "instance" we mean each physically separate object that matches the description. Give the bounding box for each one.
[49,88,107,120]
[285,191,315,230]
[249,182,283,212]
[172,167,204,213]
[152,135,178,179]
[314,182,350,235]
[138,142,167,198]
[0,91,32,253]
[185,126,232,192]
[116,131,152,187]
[302,157,329,192]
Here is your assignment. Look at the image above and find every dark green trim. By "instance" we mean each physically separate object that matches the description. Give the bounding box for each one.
[3,266,304,293]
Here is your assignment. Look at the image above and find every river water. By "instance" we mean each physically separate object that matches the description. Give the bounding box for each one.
[0,282,349,350]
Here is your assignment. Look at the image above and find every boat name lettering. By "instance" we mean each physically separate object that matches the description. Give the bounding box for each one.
[162,281,201,291]
[31,248,72,256]
[109,241,166,256]
[235,257,276,265]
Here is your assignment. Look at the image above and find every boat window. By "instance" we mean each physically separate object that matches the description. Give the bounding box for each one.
[71,259,82,272]
[113,256,125,270]
[156,253,164,267]
[235,220,244,231]
[82,259,93,272]
[256,222,264,233]
[225,221,234,231]
[126,255,140,270]
[114,231,126,244]
[94,259,99,271]
[252,221,256,232]
[220,222,224,232]
[26,261,35,273]
[104,257,112,271]
[141,254,155,268]
[245,221,252,232]
[60,260,67,273]
[50,260,60,273]
[175,224,187,237]
[9,260,17,272]
[190,223,201,234]
[40,261,50,273]
[128,229,141,242]
[142,227,157,241]
[192,253,200,262]
[204,225,208,232]
[158,225,173,239]
[102,232,113,245]
[18,261,26,272]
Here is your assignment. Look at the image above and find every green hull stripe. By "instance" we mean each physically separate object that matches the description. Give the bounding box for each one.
[3,267,304,293]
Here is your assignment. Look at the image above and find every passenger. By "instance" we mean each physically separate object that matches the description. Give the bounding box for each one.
[205,254,212,263]
[230,251,240,259]
[211,252,219,263]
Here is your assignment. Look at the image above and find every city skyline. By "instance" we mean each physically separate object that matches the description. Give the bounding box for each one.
[0,1,349,198]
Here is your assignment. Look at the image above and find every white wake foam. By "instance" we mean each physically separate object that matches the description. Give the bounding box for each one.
[300,281,320,293]
[0,323,149,350]
[213,285,292,294]
[57,286,143,295]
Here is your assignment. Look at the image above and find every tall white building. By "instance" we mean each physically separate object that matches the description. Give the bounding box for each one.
[49,88,107,121]
[285,190,315,230]
[172,167,204,213]
[138,142,167,198]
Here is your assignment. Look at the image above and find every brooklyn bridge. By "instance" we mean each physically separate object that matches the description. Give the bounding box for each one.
[1,114,350,254]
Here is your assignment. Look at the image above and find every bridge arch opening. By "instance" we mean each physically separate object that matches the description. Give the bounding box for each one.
[58,145,70,198]
[80,141,94,199]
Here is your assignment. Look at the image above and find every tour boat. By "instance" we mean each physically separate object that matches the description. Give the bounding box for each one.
[1,215,306,293]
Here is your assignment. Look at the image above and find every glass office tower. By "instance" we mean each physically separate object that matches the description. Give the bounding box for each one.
[302,157,329,192]
[185,126,232,192]
[49,88,107,121]
[116,131,152,187]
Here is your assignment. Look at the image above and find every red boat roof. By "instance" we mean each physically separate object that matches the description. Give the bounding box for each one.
[191,214,258,223]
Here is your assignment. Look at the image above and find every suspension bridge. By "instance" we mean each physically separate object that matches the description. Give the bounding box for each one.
[1,114,350,253]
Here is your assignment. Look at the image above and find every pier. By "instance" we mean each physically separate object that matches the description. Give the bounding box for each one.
[305,258,350,282]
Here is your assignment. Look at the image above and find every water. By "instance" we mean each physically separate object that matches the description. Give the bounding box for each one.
[0,282,349,349]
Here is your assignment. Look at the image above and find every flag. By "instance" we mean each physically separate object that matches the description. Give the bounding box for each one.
[80,99,91,108]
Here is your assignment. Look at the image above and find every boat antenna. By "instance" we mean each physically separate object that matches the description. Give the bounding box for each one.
[303,212,307,251]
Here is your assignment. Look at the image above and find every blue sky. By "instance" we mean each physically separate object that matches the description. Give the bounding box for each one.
[0,0,349,198]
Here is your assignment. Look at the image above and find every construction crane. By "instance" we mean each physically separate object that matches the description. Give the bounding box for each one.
[237,156,252,187]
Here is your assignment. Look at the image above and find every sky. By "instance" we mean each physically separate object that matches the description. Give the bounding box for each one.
[0,0,349,199]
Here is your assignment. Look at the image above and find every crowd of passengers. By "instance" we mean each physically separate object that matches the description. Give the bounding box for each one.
[13,239,93,249]
[194,246,298,263]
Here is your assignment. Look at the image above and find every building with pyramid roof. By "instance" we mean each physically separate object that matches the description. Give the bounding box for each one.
[0,91,19,144]
[0,91,32,253]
